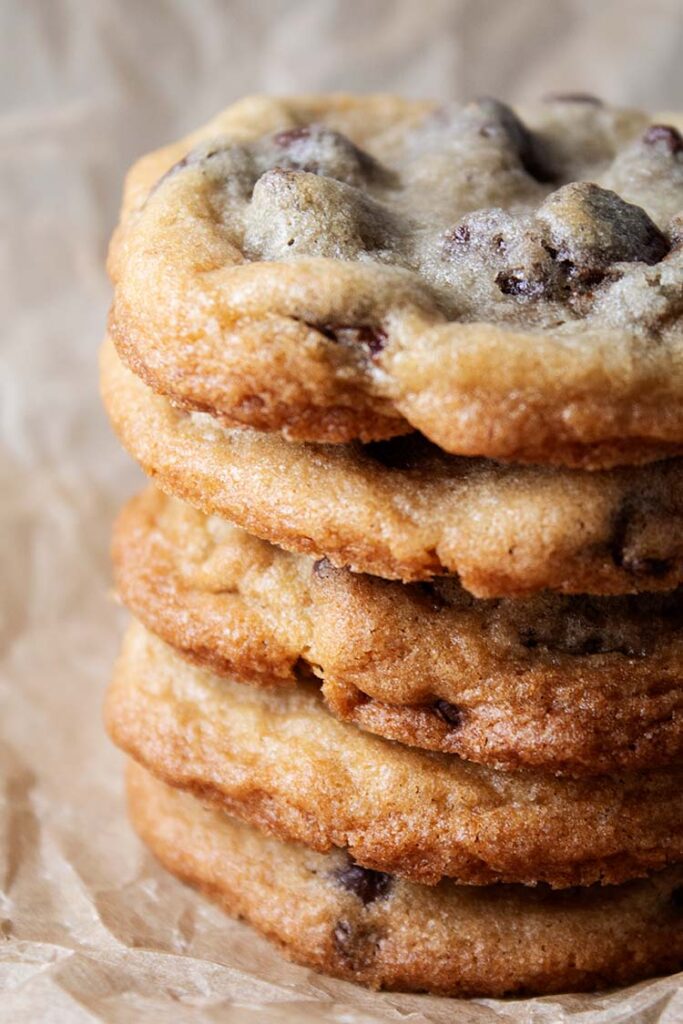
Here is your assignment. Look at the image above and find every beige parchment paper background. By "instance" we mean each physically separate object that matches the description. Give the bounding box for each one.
[2,1,683,1020]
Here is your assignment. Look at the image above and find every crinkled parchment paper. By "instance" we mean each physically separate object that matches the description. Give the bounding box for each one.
[1,1,682,1020]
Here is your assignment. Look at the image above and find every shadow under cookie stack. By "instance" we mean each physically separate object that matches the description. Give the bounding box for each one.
[101,94,683,998]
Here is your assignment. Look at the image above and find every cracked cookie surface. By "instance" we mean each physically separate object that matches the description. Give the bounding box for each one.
[128,764,683,998]
[109,94,683,468]
[107,622,683,887]
[101,337,683,595]
[114,488,683,775]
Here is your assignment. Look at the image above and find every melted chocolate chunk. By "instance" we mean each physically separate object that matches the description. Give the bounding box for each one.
[333,862,392,904]
[433,700,463,727]
[643,124,683,155]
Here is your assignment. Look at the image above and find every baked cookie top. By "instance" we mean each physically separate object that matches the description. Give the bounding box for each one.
[108,621,683,888]
[108,94,683,468]
[129,764,683,998]
[101,338,683,595]
[113,487,683,775]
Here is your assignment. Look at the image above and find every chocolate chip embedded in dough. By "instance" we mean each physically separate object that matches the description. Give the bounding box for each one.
[333,862,393,904]
[536,182,670,279]
[433,700,463,728]
[312,557,334,579]
[444,208,559,301]
[495,270,548,298]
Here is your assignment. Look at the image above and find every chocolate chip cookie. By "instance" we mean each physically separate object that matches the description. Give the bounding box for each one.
[128,762,683,997]
[108,94,683,468]
[113,487,683,775]
[107,622,683,888]
[101,337,683,595]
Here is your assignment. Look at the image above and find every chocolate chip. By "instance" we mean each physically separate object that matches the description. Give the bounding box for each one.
[643,124,683,155]
[333,862,392,904]
[315,323,387,356]
[433,700,462,727]
[543,93,603,105]
[446,223,471,248]
[359,326,387,355]
[495,270,548,298]
[312,557,333,579]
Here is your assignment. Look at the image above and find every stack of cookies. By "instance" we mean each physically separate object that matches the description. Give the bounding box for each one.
[101,94,683,997]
